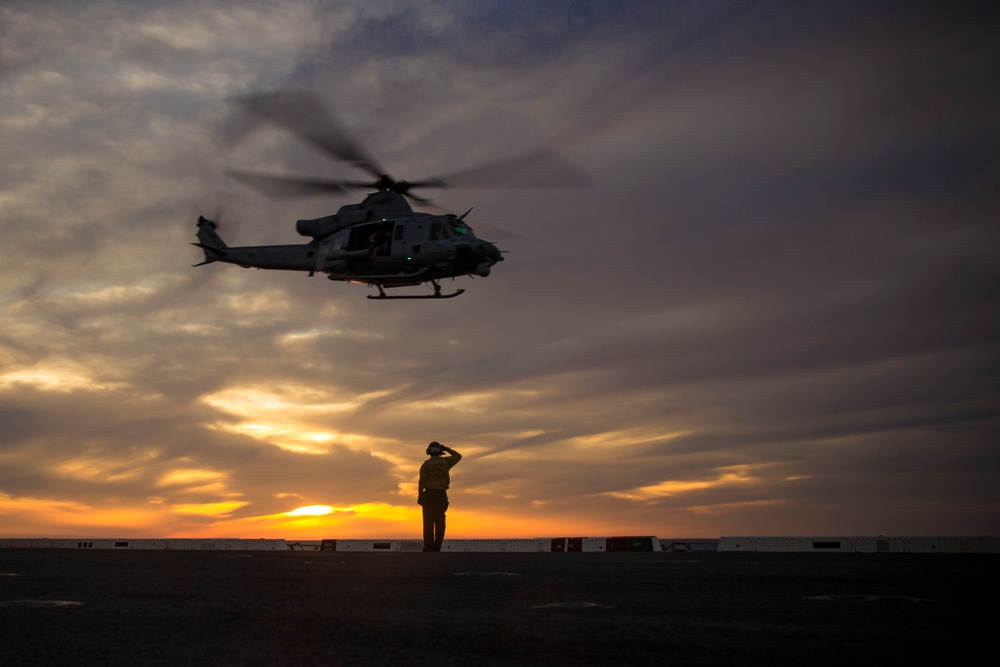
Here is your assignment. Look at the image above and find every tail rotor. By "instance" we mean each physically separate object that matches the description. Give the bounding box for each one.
[189,191,242,265]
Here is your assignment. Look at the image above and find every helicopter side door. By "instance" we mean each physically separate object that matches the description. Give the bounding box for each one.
[400,217,452,265]
[390,220,408,258]
[400,218,428,260]
[425,219,453,261]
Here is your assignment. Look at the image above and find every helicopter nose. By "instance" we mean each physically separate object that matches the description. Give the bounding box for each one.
[477,241,502,275]
[480,241,502,263]
[474,241,503,278]
[458,239,502,275]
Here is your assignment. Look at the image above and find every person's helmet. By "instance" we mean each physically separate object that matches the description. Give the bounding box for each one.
[426,441,444,456]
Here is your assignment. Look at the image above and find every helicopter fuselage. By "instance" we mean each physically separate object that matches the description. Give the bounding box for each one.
[194,192,502,297]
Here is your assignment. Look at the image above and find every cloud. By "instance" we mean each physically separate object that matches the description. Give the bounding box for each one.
[0,0,997,539]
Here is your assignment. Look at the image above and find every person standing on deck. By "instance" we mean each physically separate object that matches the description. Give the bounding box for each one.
[418,442,462,552]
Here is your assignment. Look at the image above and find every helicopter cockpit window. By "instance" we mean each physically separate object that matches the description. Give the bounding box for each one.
[449,219,472,236]
[430,220,451,240]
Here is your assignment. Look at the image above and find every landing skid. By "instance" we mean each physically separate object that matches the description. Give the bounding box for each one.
[368,282,465,300]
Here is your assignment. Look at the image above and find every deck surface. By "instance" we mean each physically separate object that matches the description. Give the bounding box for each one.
[0,549,995,665]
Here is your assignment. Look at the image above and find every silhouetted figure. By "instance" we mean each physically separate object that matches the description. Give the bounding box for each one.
[418,441,462,552]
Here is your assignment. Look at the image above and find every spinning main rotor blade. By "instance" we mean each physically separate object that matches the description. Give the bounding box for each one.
[227,89,593,201]
[232,90,384,179]
[226,170,366,198]
[226,169,441,203]
[228,147,590,200]
[431,148,593,189]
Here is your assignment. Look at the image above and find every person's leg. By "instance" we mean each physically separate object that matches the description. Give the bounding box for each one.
[432,494,449,551]
[422,505,435,551]
[432,509,446,551]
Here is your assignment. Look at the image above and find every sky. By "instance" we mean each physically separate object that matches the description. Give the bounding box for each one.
[1,0,997,540]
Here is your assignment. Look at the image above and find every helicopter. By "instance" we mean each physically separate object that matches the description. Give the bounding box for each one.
[193,90,590,299]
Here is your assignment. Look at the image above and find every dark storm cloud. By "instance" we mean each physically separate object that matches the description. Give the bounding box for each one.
[300,0,719,68]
